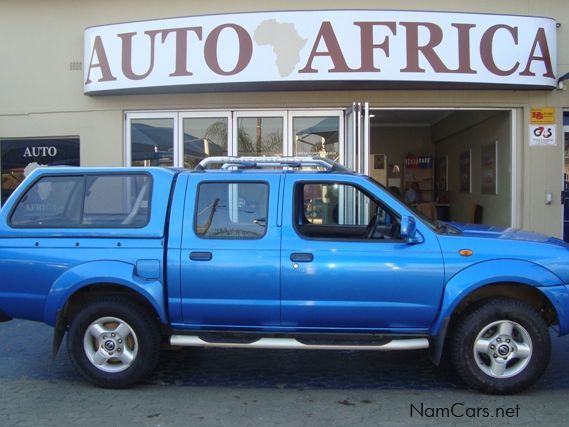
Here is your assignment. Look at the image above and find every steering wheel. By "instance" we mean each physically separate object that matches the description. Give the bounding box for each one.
[384,222,401,240]
[364,214,379,239]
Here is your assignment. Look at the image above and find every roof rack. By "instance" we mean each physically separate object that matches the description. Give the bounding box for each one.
[195,156,353,173]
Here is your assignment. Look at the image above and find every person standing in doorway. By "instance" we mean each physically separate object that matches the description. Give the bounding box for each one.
[404,182,421,204]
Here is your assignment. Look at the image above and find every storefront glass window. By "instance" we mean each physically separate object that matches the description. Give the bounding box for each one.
[126,110,343,168]
[130,118,174,166]
[237,117,283,156]
[0,138,80,207]
[182,117,228,168]
[293,116,340,162]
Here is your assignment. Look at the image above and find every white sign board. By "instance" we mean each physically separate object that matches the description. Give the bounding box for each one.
[529,125,557,146]
[84,10,557,94]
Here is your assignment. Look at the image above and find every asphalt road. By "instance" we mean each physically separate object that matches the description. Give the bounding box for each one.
[1,319,569,426]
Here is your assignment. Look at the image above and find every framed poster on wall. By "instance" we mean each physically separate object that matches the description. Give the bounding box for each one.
[481,141,498,195]
[459,150,471,193]
[369,154,387,186]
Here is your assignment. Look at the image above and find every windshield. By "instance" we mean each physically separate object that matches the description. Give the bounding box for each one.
[363,175,461,235]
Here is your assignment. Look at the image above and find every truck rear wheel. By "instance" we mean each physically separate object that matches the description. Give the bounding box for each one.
[67,297,161,388]
[450,298,550,394]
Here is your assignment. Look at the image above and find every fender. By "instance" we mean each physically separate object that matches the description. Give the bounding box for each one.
[430,259,564,338]
[43,260,167,327]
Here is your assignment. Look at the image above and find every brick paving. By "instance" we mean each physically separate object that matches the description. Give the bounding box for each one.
[1,319,569,426]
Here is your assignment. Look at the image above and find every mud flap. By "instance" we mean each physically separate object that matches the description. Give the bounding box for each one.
[430,316,450,366]
[0,311,12,322]
[52,310,67,359]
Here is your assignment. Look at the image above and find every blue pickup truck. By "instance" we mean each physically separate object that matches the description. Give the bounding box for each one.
[1,156,568,393]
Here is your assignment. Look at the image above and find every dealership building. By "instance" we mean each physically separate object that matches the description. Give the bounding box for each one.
[1,0,568,238]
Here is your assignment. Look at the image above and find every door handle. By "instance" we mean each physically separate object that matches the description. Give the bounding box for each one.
[290,252,313,263]
[190,251,213,261]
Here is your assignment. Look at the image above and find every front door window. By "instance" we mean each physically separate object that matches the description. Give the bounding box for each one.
[296,182,399,240]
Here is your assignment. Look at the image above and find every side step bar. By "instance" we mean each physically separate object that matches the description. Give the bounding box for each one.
[170,335,429,351]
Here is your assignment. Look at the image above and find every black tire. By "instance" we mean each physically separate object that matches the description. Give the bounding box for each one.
[67,297,161,388]
[450,298,550,394]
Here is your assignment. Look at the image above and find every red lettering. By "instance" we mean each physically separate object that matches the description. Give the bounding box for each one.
[85,36,117,84]
[480,25,519,76]
[452,23,476,74]
[159,27,203,77]
[298,21,355,73]
[204,24,252,76]
[353,22,396,72]
[118,31,160,80]
[520,27,555,78]
[400,22,453,73]
[85,16,555,88]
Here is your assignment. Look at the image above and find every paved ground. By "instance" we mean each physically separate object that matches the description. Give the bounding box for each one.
[1,319,569,426]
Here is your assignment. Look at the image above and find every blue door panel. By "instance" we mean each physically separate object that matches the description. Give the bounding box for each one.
[281,241,444,329]
[281,245,443,328]
[180,249,280,325]
[180,174,282,327]
[280,174,445,330]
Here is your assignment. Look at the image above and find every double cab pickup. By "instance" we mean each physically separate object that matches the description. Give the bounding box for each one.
[1,156,569,394]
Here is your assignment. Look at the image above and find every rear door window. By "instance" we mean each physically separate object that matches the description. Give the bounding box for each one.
[195,182,268,239]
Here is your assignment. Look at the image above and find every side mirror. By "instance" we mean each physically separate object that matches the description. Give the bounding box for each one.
[400,216,423,244]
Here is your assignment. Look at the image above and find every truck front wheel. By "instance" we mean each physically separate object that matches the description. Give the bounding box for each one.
[450,298,550,394]
[67,297,161,388]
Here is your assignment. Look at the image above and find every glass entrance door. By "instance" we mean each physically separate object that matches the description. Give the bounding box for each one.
[562,111,569,242]
[343,102,370,173]
[179,112,231,168]
[290,111,343,163]
[234,112,287,157]
[127,112,177,167]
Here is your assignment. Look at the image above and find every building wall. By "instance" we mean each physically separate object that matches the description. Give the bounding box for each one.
[370,127,434,169]
[1,0,569,236]
[369,126,434,194]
